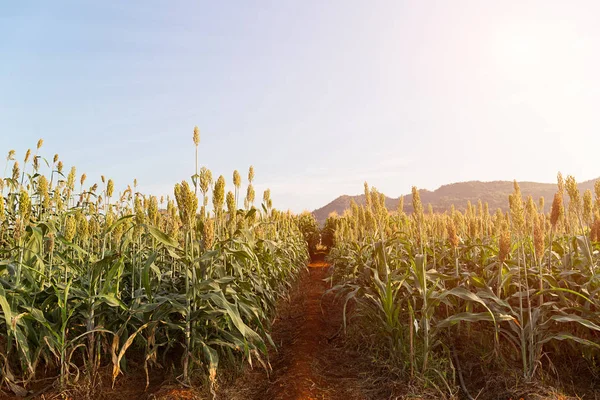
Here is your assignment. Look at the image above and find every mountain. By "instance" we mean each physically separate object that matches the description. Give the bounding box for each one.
[312,178,599,224]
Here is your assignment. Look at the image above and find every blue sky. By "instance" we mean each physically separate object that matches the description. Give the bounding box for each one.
[2,1,600,212]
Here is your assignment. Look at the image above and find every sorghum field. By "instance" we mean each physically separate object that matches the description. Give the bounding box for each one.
[325,179,600,398]
[2,135,600,400]
[7,1,600,399]
[0,134,309,399]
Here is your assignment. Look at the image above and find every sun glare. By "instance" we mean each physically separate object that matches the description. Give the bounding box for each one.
[494,24,546,73]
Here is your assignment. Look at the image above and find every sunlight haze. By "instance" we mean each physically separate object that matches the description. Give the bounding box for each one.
[2,1,599,212]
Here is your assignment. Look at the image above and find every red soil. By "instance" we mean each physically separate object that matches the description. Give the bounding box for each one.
[219,259,365,400]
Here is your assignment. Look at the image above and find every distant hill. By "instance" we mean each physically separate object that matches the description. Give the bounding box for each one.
[312,178,599,224]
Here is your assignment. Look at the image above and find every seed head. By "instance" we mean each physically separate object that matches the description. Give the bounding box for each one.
[203,219,215,248]
[193,126,200,146]
[212,175,226,215]
[38,175,48,194]
[46,232,55,254]
[38,175,50,209]
[76,211,89,243]
[166,199,180,237]
[53,187,63,210]
[174,180,198,228]
[557,172,565,196]
[364,182,372,210]
[364,208,375,232]
[233,170,241,188]
[226,191,235,216]
[583,189,593,225]
[248,166,255,184]
[371,187,381,217]
[67,167,76,190]
[447,218,459,248]
[14,217,24,242]
[89,216,100,237]
[36,139,43,150]
[533,214,545,261]
[591,216,600,242]
[380,192,388,218]
[199,167,213,201]
[397,195,404,215]
[80,174,87,187]
[111,218,124,247]
[24,149,31,163]
[263,189,271,206]
[595,180,600,211]
[107,179,114,198]
[246,184,255,206]
[508,181,524,234]
[147,195,159,226]
[411,186,423,223]
[550,192,564,229]
[57,161,64,173]
[498,223,511,263]
[12,161,20,181]
[526,195,536,218]
[105,210,115,229]
[53,154,59,164]
[64,214,76,242]
[0,195,5,222]
[7,150,15,161]
[134,194,146,226]
[19,189,31,222]
[565,175,580,214]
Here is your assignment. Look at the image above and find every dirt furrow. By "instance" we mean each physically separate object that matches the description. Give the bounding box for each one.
[220,259,365,400]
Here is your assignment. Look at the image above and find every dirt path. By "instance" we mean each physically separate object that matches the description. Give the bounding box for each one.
[220,259,365,400]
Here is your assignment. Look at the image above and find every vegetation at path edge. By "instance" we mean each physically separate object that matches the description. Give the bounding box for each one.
[0,131,309,398]
[326,177,600,398]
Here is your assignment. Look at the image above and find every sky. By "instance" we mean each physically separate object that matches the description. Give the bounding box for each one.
[2,1,600,212]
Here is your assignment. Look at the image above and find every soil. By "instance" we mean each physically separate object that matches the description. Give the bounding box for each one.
[218,257,366,400]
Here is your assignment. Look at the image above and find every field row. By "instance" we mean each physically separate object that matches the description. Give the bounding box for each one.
[325,178,600,398]
[0,138,309,397]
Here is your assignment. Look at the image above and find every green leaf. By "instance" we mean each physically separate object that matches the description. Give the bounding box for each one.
[540,332,600,349]
[437,312,514,328]
[104,215,134,235]
[205,291,265,351]
[144,224,180,248]
[101,257,125,295]
[142,253,158,301]
[538,287,595,305]
[200,341,219,383]
[97,294,127,309]
[0,286,13,331]
[551,314,600,332]
[112,323,150,383]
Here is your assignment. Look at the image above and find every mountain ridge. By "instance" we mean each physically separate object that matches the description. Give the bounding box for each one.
[312,178,599,224]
